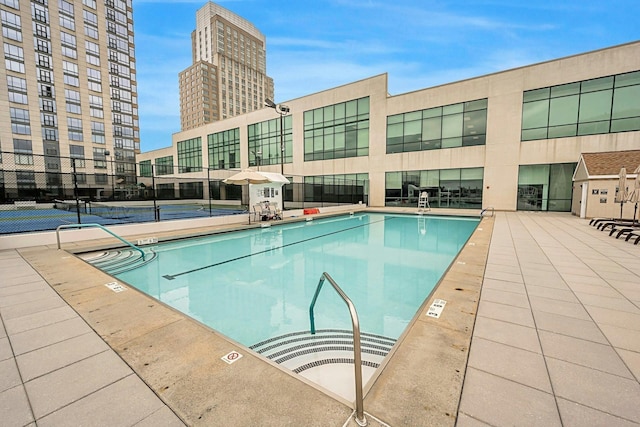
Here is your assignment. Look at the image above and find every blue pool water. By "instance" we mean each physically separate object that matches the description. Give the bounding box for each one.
[112,213,479,346]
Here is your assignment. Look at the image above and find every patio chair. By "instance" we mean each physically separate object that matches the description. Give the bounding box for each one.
[268,203,281,220]
[253,204,264,221]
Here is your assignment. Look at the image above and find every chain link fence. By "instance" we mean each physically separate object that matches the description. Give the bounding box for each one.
[0,151,367,235]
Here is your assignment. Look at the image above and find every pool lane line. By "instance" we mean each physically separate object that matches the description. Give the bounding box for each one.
[162,215,395,280]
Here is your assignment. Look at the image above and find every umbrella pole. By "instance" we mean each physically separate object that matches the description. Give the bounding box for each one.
[620,201,624,220]
[634,202,638,226]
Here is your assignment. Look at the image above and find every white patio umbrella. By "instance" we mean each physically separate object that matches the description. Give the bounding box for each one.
[223,169,272,223]
[627,165,640,224]
[223,169,272,185]
[616,167,627,219]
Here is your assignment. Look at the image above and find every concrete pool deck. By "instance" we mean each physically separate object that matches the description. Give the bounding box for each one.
[1,211,639,426]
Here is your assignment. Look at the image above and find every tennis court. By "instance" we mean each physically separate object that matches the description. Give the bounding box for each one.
[0,202,246,235]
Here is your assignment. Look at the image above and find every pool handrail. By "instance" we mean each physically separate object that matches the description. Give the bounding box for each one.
[56,223,145,260]
[480,206,495,217]
[309,272,367,426]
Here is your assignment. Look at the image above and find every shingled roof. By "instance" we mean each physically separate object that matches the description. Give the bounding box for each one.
[581,150,640,176]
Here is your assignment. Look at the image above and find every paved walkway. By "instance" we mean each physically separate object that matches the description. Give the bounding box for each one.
[458,212,640,426]
[0,249,185,426]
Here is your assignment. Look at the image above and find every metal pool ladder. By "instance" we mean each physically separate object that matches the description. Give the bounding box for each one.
[309,272,367,426]
[480,206,495,217]
[56,223,145,259]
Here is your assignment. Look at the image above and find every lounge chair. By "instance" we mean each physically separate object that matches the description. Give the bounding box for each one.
[625,230,640,245]
[608,223,640,238]
[590,217,634,228]
[597,219,637,231]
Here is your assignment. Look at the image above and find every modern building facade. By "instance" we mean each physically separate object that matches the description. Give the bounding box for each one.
[139,41,640,213]
[0,0,140,199]
[179,2,274,130]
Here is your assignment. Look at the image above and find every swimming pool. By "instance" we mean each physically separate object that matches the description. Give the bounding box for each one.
[84,212,478,396]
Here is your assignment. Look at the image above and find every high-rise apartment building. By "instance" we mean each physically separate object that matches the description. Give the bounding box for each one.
[179,2,274,130]
[0,0,139,199]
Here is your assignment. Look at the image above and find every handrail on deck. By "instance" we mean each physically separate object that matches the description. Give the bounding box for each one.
[56,223,145,259]
[309,272,367,427]
[480,206,495,217]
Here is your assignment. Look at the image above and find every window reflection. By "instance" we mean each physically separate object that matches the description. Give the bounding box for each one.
[385,168,483,209]
[517,163,575,212]
[386,99,487,154]
[522,71,640,140]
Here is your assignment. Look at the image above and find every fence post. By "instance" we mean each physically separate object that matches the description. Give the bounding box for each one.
[207,167,212,217]
[151,165,159,222]
[72,158,81,224]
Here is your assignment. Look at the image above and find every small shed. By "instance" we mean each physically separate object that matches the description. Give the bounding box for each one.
[249,171,290,208]
[572,150,640,219]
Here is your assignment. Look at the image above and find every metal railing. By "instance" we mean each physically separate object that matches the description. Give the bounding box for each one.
[56,223,145,259]
[309,272,367,426]
[480,206,495,217]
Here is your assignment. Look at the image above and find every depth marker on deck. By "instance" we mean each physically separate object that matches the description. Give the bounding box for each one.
[105,282,127,293]
[137,237,158,245]
[426,299,447,318]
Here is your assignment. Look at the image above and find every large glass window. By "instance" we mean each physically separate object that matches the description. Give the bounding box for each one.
[16,170,36,198]
[10,107,30,135]
[387,99,487,153]
[13,138,33,165]
[522,71,640,140]
[208,128,239,170]
[93,147,107,169]
[69,144,85,167]
[385,168,484,209]
[304,97,369,161]
[179,182,203,199]
[248,116,292,167]
[303,173,369,204]
[177,137,202,173]
[155,155,173,175]
[139,160,152,177]
[517,163,575,211]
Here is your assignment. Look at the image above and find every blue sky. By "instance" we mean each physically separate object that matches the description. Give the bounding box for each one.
[133,0,639,152]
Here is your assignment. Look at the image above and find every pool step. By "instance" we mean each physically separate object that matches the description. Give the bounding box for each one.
[81,248,157,275]
[250,329,396,373]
